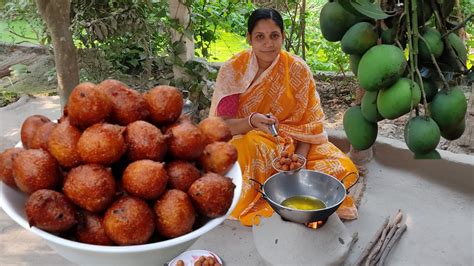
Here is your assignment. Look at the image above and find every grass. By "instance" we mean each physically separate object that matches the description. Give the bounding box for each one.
[205,31,249,62]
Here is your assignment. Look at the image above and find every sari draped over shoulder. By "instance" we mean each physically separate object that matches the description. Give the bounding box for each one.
[210,50,359,226]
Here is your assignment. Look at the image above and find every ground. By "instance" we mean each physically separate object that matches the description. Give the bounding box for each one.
[1,45,472,155]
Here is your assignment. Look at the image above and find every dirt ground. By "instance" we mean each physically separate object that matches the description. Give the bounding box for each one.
[1,45,472,155]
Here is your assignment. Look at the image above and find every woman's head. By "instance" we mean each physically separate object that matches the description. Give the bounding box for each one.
[247,8,285,67]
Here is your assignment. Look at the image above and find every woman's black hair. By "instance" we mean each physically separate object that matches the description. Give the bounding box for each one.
[247,8,284,34]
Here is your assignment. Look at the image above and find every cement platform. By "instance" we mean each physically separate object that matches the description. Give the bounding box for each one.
[0,96,472,265]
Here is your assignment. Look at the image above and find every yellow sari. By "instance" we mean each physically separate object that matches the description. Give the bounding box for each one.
[210,50,359,226]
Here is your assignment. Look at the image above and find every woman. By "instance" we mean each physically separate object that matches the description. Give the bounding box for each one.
[210,8,359,226]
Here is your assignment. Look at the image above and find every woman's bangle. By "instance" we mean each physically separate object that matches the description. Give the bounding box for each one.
[248,112,257,129]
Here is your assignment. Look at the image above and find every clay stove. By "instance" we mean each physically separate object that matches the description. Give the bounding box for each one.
[252,213,356,265]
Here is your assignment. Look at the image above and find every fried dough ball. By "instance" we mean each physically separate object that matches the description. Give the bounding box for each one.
[97,79,148,125]
[188,173,235,218]
[198,117,232,145]
[77,123,126,165]
[144,85,183,125]
[165,160,201,192]
[0,147,24,187]
[199,142,238,175]
[165,118,205,160]
[64,164,116,212]
[12,149,60,194]
[103,196,155,245]
[75,210,114,246]
[68,82,112,128]
[25,189,77,232]
[122,160,168,200]
[125,121,167,162]
[154,189,196,238]
[29,121,56,152]
[21,115,51,148]
[48,119,82,168]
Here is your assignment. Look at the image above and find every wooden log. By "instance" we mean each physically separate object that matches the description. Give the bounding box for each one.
[374,210,403,263]
[354,217,389,266]
[377,224,408,266]
[366,222,390,266]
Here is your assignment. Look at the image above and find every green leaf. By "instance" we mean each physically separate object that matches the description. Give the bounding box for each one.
[350,0,392,20]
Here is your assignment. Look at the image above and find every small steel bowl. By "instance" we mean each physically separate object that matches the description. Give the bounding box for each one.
[272,154,307,174]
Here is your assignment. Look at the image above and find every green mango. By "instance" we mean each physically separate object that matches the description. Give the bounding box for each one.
[349,54,362,76]
[343,106,378,150]
[358,45,407,91]
[414,149,441,159]
[440,118,466,140]
[416,78,438,103]
[404,116,441,154]
[320,1,360,42]
[377,78,421,119]
[361,91,383,122]
[430,86,467,130]
[341,22,377,55]
[419,28,444,60]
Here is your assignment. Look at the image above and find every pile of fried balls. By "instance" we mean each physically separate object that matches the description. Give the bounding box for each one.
[0,80,238,246]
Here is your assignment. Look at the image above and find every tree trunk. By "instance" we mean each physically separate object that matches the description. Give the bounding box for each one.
[168,0,194,81]
[36,0,79,110]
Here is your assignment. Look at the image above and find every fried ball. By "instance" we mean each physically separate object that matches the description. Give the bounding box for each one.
[165,160,201,192]
[75,210,114,246]
[25,189,77,232]
[144,85,183,125]
[77,123,126,165]
[0,147,24,187]
[188,173,235,218]
[199,142,238,175]
[165,118,205,160]
[103,196,155,245]
[29,121,56,152]
[198,117,232,145]
[64,164,116,212]
[97,79,148,125]
[154,189,196,238]
[12,149,60,194]
[68,82,112,128]
[48,119,82,168]
[125,120,167,162]
[20,115,51,148]
[122,160,168,200]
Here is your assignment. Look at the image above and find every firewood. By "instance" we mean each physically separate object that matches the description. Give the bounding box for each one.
[365,222,389,266]
[374,210,403,263]
[376,223,408,266]
[354,217,389,266]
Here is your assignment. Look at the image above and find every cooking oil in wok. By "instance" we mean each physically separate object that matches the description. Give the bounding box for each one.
[281,195,326,210]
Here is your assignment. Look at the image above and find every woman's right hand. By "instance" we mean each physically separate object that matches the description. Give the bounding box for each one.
[249,112,278,135]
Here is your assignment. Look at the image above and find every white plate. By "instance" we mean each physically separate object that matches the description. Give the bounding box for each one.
[168,249,223,266]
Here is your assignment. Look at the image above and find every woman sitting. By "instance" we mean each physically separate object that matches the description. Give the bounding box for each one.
[209,8,359,226]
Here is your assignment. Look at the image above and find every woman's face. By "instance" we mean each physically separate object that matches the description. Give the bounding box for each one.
[247,19,284,66]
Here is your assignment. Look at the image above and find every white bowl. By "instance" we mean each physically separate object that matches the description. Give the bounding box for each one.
[0,162,242,265]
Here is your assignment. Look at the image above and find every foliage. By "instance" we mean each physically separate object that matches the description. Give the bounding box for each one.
[0,91,20,107]
[190,0,254,59]
[0,0,48,45]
